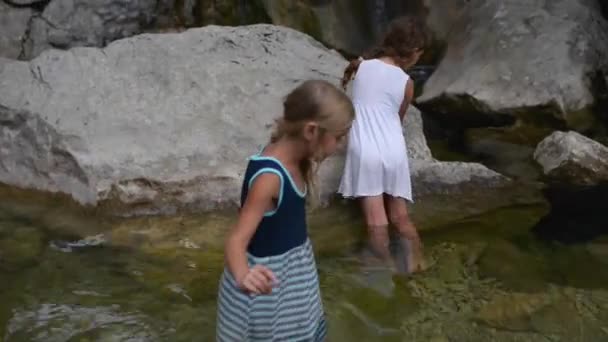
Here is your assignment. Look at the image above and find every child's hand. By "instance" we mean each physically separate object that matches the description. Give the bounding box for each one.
[238,265,278,295]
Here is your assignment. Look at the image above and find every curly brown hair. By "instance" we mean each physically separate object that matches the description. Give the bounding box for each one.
[342,16,431,89]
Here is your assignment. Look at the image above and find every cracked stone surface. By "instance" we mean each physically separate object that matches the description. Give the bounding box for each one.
[0,1,35,59]
[0,0,174,60]
[22,0,174,59]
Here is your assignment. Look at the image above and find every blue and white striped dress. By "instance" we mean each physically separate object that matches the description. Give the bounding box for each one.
[216,155,327,342]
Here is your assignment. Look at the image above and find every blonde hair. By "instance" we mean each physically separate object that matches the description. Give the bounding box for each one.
[270,80,355,200]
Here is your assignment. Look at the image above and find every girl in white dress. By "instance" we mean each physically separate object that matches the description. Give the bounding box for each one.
[339,16,430,273]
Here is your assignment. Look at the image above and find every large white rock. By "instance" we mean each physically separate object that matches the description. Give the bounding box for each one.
[417,0,608,130]
[0,24,507,215]
[534,131,608,186]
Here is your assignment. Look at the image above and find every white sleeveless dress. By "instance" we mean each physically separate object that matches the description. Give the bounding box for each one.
[338,59,413,201]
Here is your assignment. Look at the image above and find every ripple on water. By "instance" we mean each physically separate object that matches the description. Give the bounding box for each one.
[5,304,159,342]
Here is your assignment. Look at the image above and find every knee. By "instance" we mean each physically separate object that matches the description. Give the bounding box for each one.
[389,212,410,227]
[365,217,388,228]
[390,213,418,238]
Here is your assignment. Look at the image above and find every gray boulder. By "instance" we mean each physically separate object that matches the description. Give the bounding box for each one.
[0,2,34,59]
[417,0,608,131]
[20,0,174,60]
[533,131,608,185]
[0,24,507,215]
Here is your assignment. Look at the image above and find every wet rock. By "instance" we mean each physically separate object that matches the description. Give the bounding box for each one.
[49,233,106,253]
[528,297,585,336]
[533,131,608,186]
[417,0,608,131]
[475,292,551,331]
[476,290,606,340]
[587,242,608,264]
[477,240,550,292]
[5,304,160,341]
[427,243,468,284]
[410,161,508,197]
[465,126,550,181]
[0,24,508,216]
[0,2,34,59]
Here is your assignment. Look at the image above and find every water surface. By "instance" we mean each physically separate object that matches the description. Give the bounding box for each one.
[1,186,607,341]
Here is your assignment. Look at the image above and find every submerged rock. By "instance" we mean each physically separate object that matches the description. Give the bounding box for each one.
[475,292,551,331]
[0,225,45,272]
[417,0,608,131]
[477,239,550,293]
[533,131,608,186]
[0,24,507,216]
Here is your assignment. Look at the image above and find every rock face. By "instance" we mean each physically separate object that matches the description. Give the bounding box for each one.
[23,0,174,59]
[417,0,608,131]
[260,0,405,56]
[174,0,269,28]
[0,0,174,60]
[0,24,506,215]
[533,131,608,185]
[0,2,34,59]
[1,0,423,61]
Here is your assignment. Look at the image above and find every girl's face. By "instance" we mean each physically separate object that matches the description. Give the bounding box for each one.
[316,125,350,161]
[302,121,351,161]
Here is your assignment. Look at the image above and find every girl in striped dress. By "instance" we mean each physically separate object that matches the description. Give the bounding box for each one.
[216,80,355,341]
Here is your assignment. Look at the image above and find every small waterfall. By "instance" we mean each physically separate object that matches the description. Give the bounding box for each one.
[368,0,389,37]
[367,0,426,38]
[237,0,247,24]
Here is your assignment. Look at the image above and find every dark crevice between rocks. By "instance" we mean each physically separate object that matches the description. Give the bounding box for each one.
[587,70,608,144]
[599,0,608,20]
[416,95,518,130]
[416,95,577,155]
[17,14,33,60]
[3,0,50,11]
[415,97,516,162]
[7,0,51,60]
[532,182,608,244]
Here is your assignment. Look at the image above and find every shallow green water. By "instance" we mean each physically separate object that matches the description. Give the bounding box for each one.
[1,186,608,341]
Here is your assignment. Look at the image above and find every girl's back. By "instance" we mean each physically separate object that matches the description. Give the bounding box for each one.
[338,58,413,201]
[351,59,410,117]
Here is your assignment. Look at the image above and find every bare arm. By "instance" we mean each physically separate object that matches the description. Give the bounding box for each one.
[224,173,280,293]
[398,78,415,122]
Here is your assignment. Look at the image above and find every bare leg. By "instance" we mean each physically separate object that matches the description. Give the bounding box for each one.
[386,196,425,273]
[360,196,391,263]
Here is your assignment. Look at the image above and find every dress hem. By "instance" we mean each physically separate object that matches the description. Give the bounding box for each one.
[337,190,414,203]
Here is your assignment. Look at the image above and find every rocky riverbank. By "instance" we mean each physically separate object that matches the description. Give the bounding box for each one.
[0,24,512,216]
